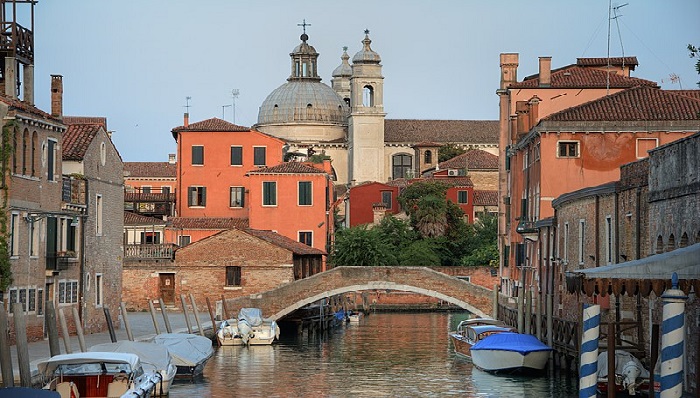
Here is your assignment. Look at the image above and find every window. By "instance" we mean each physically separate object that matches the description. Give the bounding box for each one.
[188,186,206,207]
[100,142,106,166]
[95,274,103,307]
[19,288,27,312]
[636,138,658,159]
[230,146,243,166]
[381,191,393,210]
[362,85,374,107]
[37,289,43,315]
[8,289,17,313]
[299,231,312,246]
[178,235,191,247]
[225,266,241,286]
[558,141,579,158]
[458,191,468,204]
[141,186,152,194]
[563,222,569,263]
[230,187,245,208]
[424,150,432,164]
[10,213,19,256]
[191,145,204,165]
[161,186,171,195]
[48,139,57,181]
[298,181,312,206]
[58,280,79,304]
[140,231,161,244]
[392,154,412,179]
[605,216,613,264]
[254,147,266,166]
[578,220,585,265]
[96,194,103,236]
[263,182,277,206]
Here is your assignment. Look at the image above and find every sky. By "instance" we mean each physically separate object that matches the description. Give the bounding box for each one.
[22,0,700,162]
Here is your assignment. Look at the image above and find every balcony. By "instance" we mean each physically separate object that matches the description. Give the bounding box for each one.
[124,187,176,218]
[46,251,78,271]
[124,244,176,260]
[0,22,34,63]
[62,176,87,207]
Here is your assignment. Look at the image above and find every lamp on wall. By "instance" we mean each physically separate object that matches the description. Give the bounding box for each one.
[70,216,79,227]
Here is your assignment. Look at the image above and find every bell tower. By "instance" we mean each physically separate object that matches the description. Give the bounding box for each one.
[348,30,386,184]
[0,0,36,104]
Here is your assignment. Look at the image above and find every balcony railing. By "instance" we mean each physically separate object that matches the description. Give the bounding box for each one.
[62,176,87,206]
[124,244,176,260]
[46,251,78,271]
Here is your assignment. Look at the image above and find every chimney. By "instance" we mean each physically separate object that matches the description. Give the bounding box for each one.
[528,96,541,129]
[372,203,387,225]
[51,74,63,118]
[23,64,34,105]
[515,101,529,136]
[539,57,552,86]
[168,153,176,164]
[499,53,519,90]
[5,57,17,99]
[184,113,189,127]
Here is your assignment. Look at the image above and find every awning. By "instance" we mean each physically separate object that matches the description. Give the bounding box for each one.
[565,243,700,297]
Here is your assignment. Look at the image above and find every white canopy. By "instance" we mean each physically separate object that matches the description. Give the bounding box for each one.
[151,333,213,367]
[37,352,141,377]
[89,341,172,374]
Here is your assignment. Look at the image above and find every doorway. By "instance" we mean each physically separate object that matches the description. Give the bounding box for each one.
[159,273,176,305]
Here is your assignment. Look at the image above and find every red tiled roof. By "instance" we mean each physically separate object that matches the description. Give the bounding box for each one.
[62,118,105,161]
[246,229,326,255]
[543,86,700,122]
[247,162,328,175]
[412,141,442,147]
[511,65,657,89]
[63,116,107,129]
[576,57,638,68]
[169,217,249,229]
[438,149,498,170]
[665,90,700,101]
[434,176,473,187]
[0,95,61,123]
[124,211,167,226]
[124,162,177,178]
[124,192,175,202]
[171,117,250,132]
[384,119,498,144]
[385,178,411,188]
[473,190,498,206]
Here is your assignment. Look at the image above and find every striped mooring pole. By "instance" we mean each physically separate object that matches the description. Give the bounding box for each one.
[660,272,687,398]
[579,303,601,398]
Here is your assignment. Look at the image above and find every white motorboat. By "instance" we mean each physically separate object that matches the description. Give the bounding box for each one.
[596,350,650,396]
[469,332,552,374]
[37,352,162,398]
[231,308,280,346]
[347,311,364,323]
[151,333,214,378]
[217,318,245,346]
[450,323,515,358]
[89,341,177,396]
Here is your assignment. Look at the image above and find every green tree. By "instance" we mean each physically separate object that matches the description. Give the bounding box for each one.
[374,216,419,259]
[689,44,700,88]
[460,213,498,267]
[414,195,448,238]
[438,143,466,163]
[329,225,397,266]
[398,240,441,266]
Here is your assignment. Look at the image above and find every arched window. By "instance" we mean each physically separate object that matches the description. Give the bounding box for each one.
[12,128,19,174]
[100,142,107,166]
[424,150,432,164]
[666,234,675,252]
[363,85,374,107]
[392,153,412,179]
[22,129,29,175]
[655,235,664,254]
[31,131,38,176]
[679,232,688,248]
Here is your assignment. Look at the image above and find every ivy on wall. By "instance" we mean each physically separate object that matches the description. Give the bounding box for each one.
[0,121,15,291]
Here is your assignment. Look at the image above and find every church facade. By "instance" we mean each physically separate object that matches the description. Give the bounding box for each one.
[254,30,498,186]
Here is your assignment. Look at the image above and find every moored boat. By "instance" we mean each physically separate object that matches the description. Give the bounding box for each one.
[596,350,650,396]
[151,333,214,378]
[449,322,515,358]
[37,352,162,398]
[89,340,177,396]
[230,308,280,346]
[470,332,552,374]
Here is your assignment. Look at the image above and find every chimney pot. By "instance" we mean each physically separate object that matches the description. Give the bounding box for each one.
[184,113,189,127]
[50,74,63,118]
[539,57,552,86]
[168,154,176,164]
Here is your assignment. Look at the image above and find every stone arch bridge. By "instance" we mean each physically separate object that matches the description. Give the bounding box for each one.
[223,266,494,321]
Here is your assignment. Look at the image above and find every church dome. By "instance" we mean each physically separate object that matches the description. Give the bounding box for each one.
[332,47,352,77]
[257,81,349,125]
[352,30,381,64]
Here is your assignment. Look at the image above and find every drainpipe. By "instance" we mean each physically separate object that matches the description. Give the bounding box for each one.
[79,180,88,329]
[594,195,600,267]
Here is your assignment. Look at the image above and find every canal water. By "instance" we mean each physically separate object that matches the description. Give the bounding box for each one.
[170,312,578,397]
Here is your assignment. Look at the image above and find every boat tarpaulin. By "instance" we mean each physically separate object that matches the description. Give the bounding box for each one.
[238,308,264,327]
[152,333,214,367]
[89,341,172,374]
[471,333,552,355]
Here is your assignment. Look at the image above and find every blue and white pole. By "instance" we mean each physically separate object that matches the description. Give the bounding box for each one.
[579,303,601,398]
[660,272,687,398]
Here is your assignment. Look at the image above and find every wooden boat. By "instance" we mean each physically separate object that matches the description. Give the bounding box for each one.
[218,308,280,346]
[89,341,177,396]
[449,321,515,358]
[470,332,552,374]
[151,333,214,378]
[37,352,162,398]
[596,350,650,396]
[348,311,363,323]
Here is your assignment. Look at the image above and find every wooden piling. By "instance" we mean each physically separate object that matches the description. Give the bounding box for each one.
[180,295,193,334]
[524,288,532,334]
[221,295,230,320]
[159,298,173,333]
[45,301,61,357]
[491,284,498,319]
[0,305,14,387]
[189,294,204,336]
[205,297,217,333]
[535,291,542,340]
[11,304,31,387]
[120,302,134,341]
[607,322,615,398]
[104,307,117,343]
[71,306,87,352]
[148,300,162,335]
[58,308,73,354]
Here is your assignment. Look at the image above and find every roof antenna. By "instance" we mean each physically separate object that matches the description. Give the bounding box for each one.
[607,1,628,94]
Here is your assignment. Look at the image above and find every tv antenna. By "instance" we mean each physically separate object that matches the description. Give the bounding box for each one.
[606,1,628,94]
[184,96,192,114]
[231,89,240,124]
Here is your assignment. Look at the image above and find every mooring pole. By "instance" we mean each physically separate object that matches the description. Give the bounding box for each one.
[578,303,600,398]
[0,305,14,387]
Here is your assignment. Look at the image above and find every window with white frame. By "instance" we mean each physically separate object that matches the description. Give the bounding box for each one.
[578,220,585,265]
[47,138,57,181]
[605,216,613,264]
[558,141,579,158]
[58,280,79,304]
[178,235,191,247]
[29,218,39,257]
[381,191,393,210]
[230,187,245,208]
[298,181,312,206]
[95,273,103,307]
[96,194,103,236]
[253,147,266,166]
[299,231,312,246]
[230,146,243,166]
[188,186,207,207]
[457,191,468,204]
[263,182,277,206]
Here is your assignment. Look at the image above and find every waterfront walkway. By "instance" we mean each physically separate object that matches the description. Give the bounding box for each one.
[3,311,214,385]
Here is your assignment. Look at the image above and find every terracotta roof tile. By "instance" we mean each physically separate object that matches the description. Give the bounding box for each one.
[124,211,167,226]
[512,65,657,89]
[247,162,328,175]
[62,118,104,161]
[169,217,249,229]
[576,57,638,68]
[473,190,498,206]
[124,162,177,178]
[432,176,474,187]
[63,116,107,129]
[543,86,700,122]
[384,119,498,144]
[438,149,498,170]
[171,117,251,133]
[665,90,700,101]
[124,192,175,202]
[0,95,61,123]
[246,229,326,255]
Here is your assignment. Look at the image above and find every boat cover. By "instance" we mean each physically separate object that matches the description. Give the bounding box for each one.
[471,333,553,354]
[89,341,173,374]
[37,352,142,376]
[238,308,264,327]
[152,333,214,367]
[596,350,650,378]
